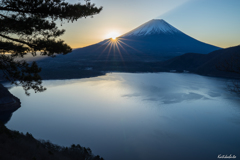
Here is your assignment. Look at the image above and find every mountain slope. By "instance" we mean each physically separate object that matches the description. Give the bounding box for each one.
[162,45,240,78]
[195,45,240,77]
[62,19,221,62]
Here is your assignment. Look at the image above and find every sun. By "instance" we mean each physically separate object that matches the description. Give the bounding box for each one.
[105,31,121,40]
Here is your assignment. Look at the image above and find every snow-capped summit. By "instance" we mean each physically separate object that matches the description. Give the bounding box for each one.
[122,19,181,37]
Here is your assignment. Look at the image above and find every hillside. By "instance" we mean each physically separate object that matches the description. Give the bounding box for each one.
[0,122,104,160]
[162,45,240,78]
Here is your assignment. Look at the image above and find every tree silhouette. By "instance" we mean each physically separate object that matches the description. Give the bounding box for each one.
[0,0,102,95]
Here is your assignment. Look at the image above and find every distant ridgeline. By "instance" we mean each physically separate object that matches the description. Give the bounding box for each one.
[34,19,240,79]
[161,45,240,78]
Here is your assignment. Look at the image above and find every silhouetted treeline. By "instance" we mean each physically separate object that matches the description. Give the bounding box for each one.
[0,122,104,160]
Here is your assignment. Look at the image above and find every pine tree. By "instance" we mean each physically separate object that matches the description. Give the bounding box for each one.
[0,0,102,95]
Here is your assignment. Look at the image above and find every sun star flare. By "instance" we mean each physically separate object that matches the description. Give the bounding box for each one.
[105,31,121,40]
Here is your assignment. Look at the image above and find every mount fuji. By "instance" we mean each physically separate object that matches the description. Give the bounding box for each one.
[64,19,221,61]
[121,19,183,36]
[34,19,232,80]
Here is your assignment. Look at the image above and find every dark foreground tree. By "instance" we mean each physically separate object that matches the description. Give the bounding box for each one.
[0,0,102,95]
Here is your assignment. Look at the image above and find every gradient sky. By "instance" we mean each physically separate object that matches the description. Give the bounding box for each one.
[61,0,240,49]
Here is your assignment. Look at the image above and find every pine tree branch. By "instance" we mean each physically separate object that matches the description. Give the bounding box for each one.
[0,0,102,94]
[0,33,34,48]
[0,3,102,20]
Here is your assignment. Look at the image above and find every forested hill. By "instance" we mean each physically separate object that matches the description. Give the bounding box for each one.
[162,45,240,78]
[7,45,239,81]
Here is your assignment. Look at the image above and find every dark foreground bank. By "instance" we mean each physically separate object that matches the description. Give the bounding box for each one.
[0,83,20,113]
[0,122,104,160]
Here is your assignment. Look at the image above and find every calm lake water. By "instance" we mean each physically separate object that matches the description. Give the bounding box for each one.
[4,73,240,160]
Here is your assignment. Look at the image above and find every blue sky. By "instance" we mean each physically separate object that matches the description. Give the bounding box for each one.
[62,0,240,48]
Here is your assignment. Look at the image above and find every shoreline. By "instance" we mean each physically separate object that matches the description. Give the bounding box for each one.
[0,122,104,160]
[0,84,21,113]
[1,70,239,85]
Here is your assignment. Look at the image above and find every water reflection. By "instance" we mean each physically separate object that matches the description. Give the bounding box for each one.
[4,73,240,160]
[123,92,208,104]
[119,73,226,104]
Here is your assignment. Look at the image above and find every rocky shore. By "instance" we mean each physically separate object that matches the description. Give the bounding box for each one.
[0,83,21,113]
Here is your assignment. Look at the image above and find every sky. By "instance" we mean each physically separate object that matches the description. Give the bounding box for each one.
[61,0,240,49]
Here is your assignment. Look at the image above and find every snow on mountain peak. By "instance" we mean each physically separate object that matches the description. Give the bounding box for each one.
[121,19,181,37]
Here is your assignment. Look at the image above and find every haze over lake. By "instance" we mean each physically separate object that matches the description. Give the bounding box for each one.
[5,73,240,160]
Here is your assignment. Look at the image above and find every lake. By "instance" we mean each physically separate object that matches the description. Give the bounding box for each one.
[4,73,240,160]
